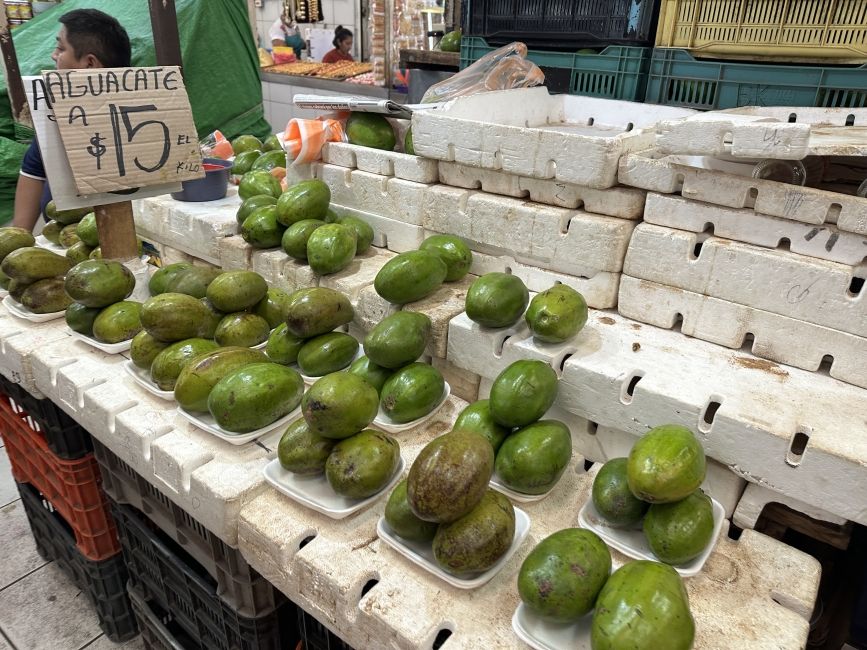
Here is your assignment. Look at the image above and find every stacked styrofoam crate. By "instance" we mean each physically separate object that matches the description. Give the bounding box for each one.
[617,108,867,393]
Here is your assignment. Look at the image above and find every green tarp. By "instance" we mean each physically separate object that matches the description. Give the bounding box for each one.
[0,0,270,224]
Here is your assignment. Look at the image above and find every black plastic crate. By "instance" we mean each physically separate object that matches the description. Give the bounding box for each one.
[113,501,297,650]
[128,583,203,650]
[92,437,279,617]
[297,608,354,650]
[0,373,92,459]
[462,0,661,50]
[16,481,138,643]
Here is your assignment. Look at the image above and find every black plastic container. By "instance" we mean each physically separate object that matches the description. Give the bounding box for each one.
[171,157,232,202]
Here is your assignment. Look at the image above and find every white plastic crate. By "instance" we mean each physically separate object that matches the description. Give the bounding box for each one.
[618,151,867,236]
[656,107,867,159]
[624,224,867,338]
[618,275,867,391]
[412,88,694,188]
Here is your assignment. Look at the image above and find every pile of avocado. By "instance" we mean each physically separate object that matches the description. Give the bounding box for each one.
[382,357,565,577]
[0,228,73,314]
[64,260,142,344]
[374,234,473,306]
[467,271,589,344]
[278,371,401,500]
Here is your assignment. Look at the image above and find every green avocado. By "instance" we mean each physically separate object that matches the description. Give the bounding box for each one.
[592,457,649,528]
[307,223,357,275]
[59,224,81,248]
[265,323,305,365]
[92,300,143,344]
[495,420,571,495]
[281,219,326,261]
[41,221,63,245]
[518,528,611,622]
[363,311,431,369]
[239,170,282,201]
[644,489,715,565]
[198,298,223,339]
[263,134,283,152]
[407,430,494,523]
[150,338,220,391]
[208,362,304,433]
[241,205,285,249]
[335,216,374,254]
[325,429,401,498]
[465,272,529,328]
[452,400,510,453]
[301,372,379,439]
[489,359,558,428]
[75,213,99,247]
[165,265,221,298]
[65,241,94,264]
[65,302,102,337]
[63,260,134,308]
[346,112,396,151]
[141,293,211,342]
[236,194,277,226]
[347,356,394,394]
[230,149,262,176]
[253,287,293,329]
[285,287,353,338]
[0,227,35,263]
[206,271,268,313]
[404,127,415,156]
[19,277,73,314]
[380,362,445,424]
[148,262,193,296]
[2,247,72,284]
[276,179,331,226]
[174,346,268,412]
[231,134,263,155]
[48,202,91,225]
[420,235,473,282]
[433,489,514,577]
[374,250,448,305]
[439,29,462,53]
[384,479,438,542]
[277,417,336,475]
[214,312,271,347]
[297,332,359,377]
[251,149,287,172]
[627,425,707,504]
[129,331,171,370]
[525,284,588,343]
[591,561,695,650]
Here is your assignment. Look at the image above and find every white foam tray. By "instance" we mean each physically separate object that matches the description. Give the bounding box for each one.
[376,506,530,589]
[263,456,405,519]
[656,107,867,159]
[411,88,694,188]
[511,604,593,650]
[69,329,132,354]
[122,360,176,401]
[490,471,555,504]
[2,295,66,322]
[373,382,450,433]
[577,496,725,577]
[178,404,301,445]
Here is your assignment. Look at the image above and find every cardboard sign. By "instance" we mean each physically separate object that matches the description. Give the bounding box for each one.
[42,66,204,195]
[23,75,183,210]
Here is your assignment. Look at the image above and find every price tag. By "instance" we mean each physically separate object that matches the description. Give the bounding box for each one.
[43,66,204,195]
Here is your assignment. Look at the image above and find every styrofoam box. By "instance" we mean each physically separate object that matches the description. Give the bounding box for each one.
[411,87,694,189]
[321,141,439,183]
[618,151,867,236]
[617,275,867,391]
[656,107,867,159]
[0,312,71,397]
[734,482,847,531]
[446,310,867,525]
[237,458,818,650]
[436,161,646,219]
[624,224,867,339]
[643,193,867,267]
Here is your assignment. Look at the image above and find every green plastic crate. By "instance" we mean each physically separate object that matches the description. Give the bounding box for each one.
[460,37,651,101]
[645,48,867,110]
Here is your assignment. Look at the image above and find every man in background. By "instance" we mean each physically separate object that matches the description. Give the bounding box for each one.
[13,8,131,232]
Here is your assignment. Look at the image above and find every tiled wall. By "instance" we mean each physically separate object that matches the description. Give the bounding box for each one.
[254,0,360,58]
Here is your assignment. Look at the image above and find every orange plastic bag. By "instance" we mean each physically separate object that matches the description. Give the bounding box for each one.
[283,117,346,165]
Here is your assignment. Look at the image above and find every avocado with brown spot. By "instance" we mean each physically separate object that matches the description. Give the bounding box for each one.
[277,418,336,475]
[174,346,268,412]
[284,287,354,338]
[384,479,438,543]
[325,429,400,499]
[150,338,220,391]
[301,372,379,439]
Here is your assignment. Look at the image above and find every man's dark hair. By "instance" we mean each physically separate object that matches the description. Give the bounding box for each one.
[59,9,131,68]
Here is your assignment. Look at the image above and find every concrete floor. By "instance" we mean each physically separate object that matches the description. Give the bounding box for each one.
[0,439,142,650]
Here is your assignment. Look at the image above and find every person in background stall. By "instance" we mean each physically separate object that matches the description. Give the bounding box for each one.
[322,26,353,63]
[13,9,131,232]
[269,10,306,56]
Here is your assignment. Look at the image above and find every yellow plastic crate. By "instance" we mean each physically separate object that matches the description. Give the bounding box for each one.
[656,0,867,63]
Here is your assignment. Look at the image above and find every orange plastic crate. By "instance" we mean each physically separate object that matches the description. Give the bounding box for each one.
[0,395,120,561]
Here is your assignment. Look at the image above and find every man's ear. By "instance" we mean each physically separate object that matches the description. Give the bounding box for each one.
[83,54,103,69]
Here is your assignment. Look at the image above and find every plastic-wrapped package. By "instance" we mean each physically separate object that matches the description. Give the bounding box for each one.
[421,42,545,104]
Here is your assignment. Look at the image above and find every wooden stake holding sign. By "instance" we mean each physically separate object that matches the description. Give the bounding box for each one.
[43,66,202,259]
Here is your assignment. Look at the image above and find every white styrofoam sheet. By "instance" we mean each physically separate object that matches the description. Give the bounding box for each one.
[644,193,867,267]
[618,151,867,236]
[321,141,439,184]
[0,312,71,397]
[656,107,867,159]
[436,161,646,219]
[623,224,867,339]
[238,458,817,650]
[412,88,694,188]
[447,310,867,525]
[617,275,867,391]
